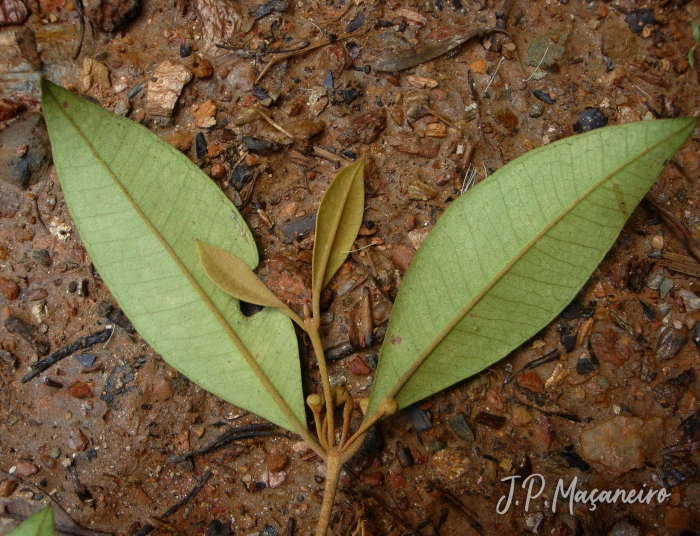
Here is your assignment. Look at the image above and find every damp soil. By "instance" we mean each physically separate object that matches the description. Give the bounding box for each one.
[1,0,700,535]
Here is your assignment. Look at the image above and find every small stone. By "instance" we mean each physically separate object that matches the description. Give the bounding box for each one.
[404,214,416,232]
[162,131,193,152]
[192,99,217,128]
[67,382,93,399]
[579,416,661,473]
[664,507,692,531]
[74,354,96,368]
[68,428,88,451]
[348,356,371,376]
[262,469,286,489]
[82,58,111,92]
[608,519,640,536]
[88,0,141,32]
[0,98,22,121]
[225,62,255,92]
[431,448,470,480]
[147,61,193,117]
[655,327,686,361]
[651,235,664,250]
[288,119,325,140]
[153,376,174,401]
[337,109,386,145]
[0,278,20,300]
[528,103,543,117]
[114,97,130,117]
[390,245,416,273]
[211,162,225,179]
[360,472,383,487]
[192,55,213,78]
[512,406,532,425]
[406,75,438,89]
[647,268,664,290]
[0,478,17,497]
[574,107,608,133]
[15,462,39,477]
[516,372,545,393]
[0,0,29,25]
[425,122,447,137]
[0,114,52,190]
[591,324,630,366]
[448,413,475,441]
[267,454,288,472]
[469,59,486,74]
[387,135,439,159]
[680,289,700,312]
[660,278,674,299]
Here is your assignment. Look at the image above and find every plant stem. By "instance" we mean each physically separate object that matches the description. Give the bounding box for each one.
[309,327,335,448]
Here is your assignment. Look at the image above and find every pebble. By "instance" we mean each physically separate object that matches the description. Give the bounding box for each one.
[74,353,96,368]
[574,107,608,133]
[81,58,111,92]
[192,55,213,78]
[654,327,686,361]
[337,109,386,145]
[448,413,475,441]
[533,90,554,105]
[0,478,17,497]
[0,114,52,189]
[288,118,325,140]
[659,277,674,299]
[390,245,416,273]
[192,99,217,128]
[664,507,692,531]
[512,406,532,425]
[590,324,630,366]
[579,416,660,473]
[348,356,371,376]
[680,289,700,312]
[67,382,93,399]
[195,0,241,53]
[262,469,286,489]
[528,103,543,117]
[0,278,20,300]
[114,97,130,117]
[68,428,88,451]
[607,519,640,536]
[153,376,174,401]
[651,235,664,250]
[87,0,141,32]
[146,61,193,117]
[0,0,29,25]
[516,372,545,393]
[162,131,193,152]
[14,462,39,477]
[0,98,22,120]
[267,454,288,472]
[468,59,486,74]
[431,448,470,480]
[360,472,383,487]
[601,24,635,59]
[647,268,664,290]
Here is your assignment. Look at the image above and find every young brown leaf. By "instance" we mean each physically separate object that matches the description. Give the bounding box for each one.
[197,240,295,317]
[312,157,365,318]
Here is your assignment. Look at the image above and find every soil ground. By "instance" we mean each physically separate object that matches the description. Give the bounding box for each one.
[1,0,700,535]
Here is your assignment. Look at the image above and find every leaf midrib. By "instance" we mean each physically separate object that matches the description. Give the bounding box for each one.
[46,87,300,430]
[385,124,688,403]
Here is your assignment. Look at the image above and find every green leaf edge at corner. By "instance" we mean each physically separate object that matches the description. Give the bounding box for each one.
[40,78,306,433]
[7,505,54,536]
[312,156,366,315]
[367,117,697,418]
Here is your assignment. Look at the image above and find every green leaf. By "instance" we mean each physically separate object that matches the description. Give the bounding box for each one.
[8,506,54,536]
[197,240,295,317]
[368,118,696,416]
[40,79,305,433]
[692,20,699,44]
[312,157,365,315]
[690,48,696,69]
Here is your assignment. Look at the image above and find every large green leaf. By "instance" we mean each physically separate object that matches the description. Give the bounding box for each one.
[368,118,696,416]
[8,506,54,536]
[41,79,305,433]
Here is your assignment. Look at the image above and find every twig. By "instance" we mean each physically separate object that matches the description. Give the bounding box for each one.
[466,69,485,145]
[254,106,295,139]
[159,470,212,519]
[73,0,85,59]
[132,525,154,536]
[166,423,283,463]
[645,193,700,263]
[22,327,114,382]
[429,482,484,535]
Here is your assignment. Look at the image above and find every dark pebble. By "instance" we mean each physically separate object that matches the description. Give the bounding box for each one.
[346,42,361,59]
[533,90,554,105]
[366,352,378,369]
[661,456,698,487]
[68,281,78,293]
[426,437,446,453]
[229,163,255,191]
[346,12,365,33]
[195,132,207,160]
[363,425,384,454]
[576,354,598,375]
[251,85,269,101]
[562,446,591,471]
[208,520,231,536]
[474,411,507,430]
[4,315,50,355]
[448,413,475,441]
[641,301,656,321]
[260,525,277,536]
[242,136,282,155]
[562,334,576,352]
[404,403,432,432]
[108,308,136,333]
[86,448,98,461]
[655,327,686,361]
[335,87,362,105]
[691,322,700,349]
[396,441,414,468]
[574,107,608,133]
[75,354,96,368]
[625,10,655,36]
[97,301,113,317]
[32,249,52,267]
[180,42,192,58]
[254,481,266,492]
[249,0,288,20]
[435,0,443,10]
